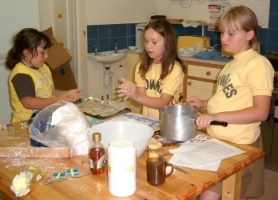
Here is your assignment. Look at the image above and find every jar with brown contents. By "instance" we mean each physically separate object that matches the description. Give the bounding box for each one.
[89,132,106,175]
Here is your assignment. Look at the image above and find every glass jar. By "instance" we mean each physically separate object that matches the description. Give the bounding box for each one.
[148,142,160,158]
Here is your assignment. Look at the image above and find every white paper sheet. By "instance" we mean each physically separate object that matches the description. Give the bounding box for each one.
[168,134,245,171]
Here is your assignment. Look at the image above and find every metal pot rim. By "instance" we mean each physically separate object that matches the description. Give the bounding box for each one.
[160,105,198,116]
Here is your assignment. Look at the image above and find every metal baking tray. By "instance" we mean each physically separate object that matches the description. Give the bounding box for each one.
[77,96,127,118]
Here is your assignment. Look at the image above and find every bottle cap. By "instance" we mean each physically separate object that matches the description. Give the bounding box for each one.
[148,141,160,150]
[92,132,101,142]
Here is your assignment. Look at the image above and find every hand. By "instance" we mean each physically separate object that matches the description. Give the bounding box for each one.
[183,96,203,109]
[118,78,138,100]
[62,89,83,102]
[195,114,218,130]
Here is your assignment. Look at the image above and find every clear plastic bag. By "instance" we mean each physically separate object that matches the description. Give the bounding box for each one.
[29,100,91,155]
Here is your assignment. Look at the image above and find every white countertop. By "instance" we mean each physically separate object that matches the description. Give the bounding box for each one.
[179,55,231,65]
[125,50,231,65]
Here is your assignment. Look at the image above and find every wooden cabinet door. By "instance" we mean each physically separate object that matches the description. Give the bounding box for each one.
[183,60,224,99]
[123,53,142,114]
[187,79,217,100]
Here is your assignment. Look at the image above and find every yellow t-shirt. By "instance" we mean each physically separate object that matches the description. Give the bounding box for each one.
[9,62,54,123]
[207,49,274,144]
[135,61,184,119]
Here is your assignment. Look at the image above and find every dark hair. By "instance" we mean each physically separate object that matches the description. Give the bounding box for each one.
[5,28,51,69]
[139,19,186,80]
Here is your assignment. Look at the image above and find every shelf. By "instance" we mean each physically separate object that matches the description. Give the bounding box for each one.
[166,18,184,24]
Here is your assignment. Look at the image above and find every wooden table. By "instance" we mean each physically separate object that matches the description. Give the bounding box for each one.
[0,123,265,200]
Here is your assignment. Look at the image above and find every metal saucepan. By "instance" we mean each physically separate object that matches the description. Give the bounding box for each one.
[159,105,228,141]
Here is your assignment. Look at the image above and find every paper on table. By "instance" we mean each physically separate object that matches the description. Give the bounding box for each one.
[168,134,245,171]
[169,155,221,171]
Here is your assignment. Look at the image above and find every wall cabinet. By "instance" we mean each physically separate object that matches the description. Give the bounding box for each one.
[183,61,224,100]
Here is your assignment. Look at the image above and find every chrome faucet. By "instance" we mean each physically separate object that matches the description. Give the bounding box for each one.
[94,45,98,55]
[114,43,118,53]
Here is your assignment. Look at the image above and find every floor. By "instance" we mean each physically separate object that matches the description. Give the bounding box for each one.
[193,168,278,200]
[251,168,278,200]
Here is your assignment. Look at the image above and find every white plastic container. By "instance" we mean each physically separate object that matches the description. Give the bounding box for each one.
[108,140,136,197]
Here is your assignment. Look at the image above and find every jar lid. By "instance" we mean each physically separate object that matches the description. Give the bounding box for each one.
[109,140,134,149]
[108,140,136,154]
[92,132,101,142]
[148,141,160,150]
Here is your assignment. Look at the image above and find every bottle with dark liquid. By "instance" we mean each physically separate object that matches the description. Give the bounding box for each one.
[89,132,106,175]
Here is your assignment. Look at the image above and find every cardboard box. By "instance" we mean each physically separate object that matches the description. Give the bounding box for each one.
[42,27,72,74]
[52,63,77,90]
[42,27,77,90]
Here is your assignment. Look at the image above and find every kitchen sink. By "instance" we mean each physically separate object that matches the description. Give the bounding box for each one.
[87,50,127,64]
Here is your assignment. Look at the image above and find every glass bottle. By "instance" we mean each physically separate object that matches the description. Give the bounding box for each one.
[89,132,106,175]
[148,142,160,158]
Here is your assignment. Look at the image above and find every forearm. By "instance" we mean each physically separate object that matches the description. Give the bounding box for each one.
[134,93,172,109]
[55,89,67,96]
[213,96,271,124]
[21,96,61,110]
[201,100,208,110]
[214,108,267,124]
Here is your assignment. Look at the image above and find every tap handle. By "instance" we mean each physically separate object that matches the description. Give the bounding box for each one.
[94,45,98,54]
[115,43,118,52]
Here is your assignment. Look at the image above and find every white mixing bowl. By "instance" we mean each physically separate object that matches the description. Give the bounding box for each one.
[87,121,154,157]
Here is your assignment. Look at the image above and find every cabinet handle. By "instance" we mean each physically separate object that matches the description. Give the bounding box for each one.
[206,71,211,75]
[187,81,192,86]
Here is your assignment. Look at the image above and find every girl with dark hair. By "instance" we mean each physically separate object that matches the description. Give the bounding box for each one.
[6,28,82,123]
[118,19,185,119]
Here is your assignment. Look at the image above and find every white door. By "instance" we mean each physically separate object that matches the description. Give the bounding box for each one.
[0,0,40,123]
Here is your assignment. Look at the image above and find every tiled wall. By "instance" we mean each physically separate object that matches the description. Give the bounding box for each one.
[87,0,278,55]
[87,24,137,53]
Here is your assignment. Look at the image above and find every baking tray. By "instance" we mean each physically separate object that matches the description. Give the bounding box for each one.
[77,97,128,119]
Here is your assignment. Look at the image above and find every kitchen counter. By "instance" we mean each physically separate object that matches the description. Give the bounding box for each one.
[125,50,231,65]
[179,55,231,65]
[0,122,265,200]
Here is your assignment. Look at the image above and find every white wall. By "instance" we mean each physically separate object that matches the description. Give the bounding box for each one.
[86,0,157,24]
[158,0,270,28]
[0,0,40,124]
[39,0,54,31]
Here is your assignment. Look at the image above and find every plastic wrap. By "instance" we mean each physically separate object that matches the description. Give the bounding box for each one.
[29,100,91,155]
[10,165,41,197]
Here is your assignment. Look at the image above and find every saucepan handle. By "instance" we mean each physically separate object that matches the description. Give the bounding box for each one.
[210,121,228,127]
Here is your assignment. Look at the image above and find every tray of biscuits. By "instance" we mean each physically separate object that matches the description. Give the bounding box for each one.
[76,96,127,118]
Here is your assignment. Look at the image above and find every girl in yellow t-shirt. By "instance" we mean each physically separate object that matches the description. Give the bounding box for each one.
[118,19,186,119]
[6,28,83,123]
[185,6,274,200]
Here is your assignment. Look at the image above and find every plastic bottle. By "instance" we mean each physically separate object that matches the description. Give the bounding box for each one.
[108,140,136,197]
[89,132,106,175]
[148,142,160,158]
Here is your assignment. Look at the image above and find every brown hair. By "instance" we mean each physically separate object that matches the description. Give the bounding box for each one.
[139,19,185,80]
[218,5,259,48]
[5,28,51,70]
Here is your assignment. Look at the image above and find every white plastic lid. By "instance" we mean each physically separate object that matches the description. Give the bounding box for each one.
[108,140,135,153]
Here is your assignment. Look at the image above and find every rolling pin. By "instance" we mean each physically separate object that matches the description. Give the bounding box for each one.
[0,147,74,158]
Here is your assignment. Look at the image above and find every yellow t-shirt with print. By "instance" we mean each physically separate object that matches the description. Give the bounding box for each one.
[9,62,55,123]
[207,49,274,144]
[135,61,184,120]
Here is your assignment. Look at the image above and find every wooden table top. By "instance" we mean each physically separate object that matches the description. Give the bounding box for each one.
[0,123,265,200]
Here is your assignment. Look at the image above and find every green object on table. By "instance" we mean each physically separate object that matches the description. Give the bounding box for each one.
[86,116,103,125]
